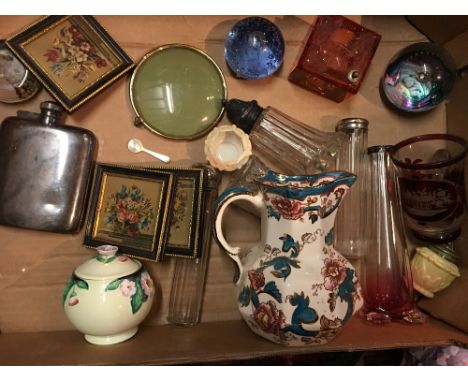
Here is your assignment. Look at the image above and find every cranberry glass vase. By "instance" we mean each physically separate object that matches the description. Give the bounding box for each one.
[361,146,425,324]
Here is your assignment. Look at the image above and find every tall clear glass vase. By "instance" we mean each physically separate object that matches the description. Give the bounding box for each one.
[167,167,220,326]
[333,118,368,261]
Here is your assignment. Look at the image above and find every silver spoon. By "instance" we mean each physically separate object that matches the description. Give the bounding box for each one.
[127,138,171,163]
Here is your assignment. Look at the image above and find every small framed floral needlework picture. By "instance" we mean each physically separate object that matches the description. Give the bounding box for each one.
[6,16,134,112]
[161,168,206,260]
[84,164,175,262]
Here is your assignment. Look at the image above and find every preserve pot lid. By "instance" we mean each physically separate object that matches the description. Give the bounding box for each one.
[75,245,141,280]
[129,44,227,140]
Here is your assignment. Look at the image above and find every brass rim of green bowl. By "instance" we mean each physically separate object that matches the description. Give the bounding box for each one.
[129,43,227,140]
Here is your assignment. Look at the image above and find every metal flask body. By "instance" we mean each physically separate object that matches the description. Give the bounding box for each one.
[0,101,97,233]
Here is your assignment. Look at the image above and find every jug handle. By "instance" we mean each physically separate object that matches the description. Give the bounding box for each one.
[214,187,264,275]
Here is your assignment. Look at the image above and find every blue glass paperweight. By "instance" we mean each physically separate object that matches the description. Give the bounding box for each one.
[381,42,457,113]
[224,17,285,80]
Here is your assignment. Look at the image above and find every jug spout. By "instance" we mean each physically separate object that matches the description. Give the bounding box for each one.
[257,170,356,193]
[256,171,356,220]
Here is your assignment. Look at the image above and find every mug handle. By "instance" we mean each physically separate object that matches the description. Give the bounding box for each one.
[213,187,264,275]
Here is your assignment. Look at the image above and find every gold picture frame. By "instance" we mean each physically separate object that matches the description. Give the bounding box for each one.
[84,164,174,262]
[6,16,134,112]
[161,167,206,259]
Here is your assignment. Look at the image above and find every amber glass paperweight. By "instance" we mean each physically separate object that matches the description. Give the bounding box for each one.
[288,16,381,102]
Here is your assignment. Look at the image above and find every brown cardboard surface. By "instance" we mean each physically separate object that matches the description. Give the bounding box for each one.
[444,29,468,69]
[406,16,468,45]
[428,60,468,334]
[447,75,468,268]
[0,16,448,335]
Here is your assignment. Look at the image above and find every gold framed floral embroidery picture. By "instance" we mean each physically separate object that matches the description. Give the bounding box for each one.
[161,168,206,259]
[6,16,134,112]
[84,164,175,262]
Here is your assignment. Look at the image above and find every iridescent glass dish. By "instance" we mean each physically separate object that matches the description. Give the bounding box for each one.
[381,43,456,113]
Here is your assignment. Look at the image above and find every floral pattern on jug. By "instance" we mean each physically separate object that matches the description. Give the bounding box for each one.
[214,171,363,346]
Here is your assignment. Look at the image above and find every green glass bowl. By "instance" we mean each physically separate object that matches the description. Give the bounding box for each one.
[130,44,227,140]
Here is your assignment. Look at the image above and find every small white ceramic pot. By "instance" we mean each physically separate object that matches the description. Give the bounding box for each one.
[411,246,460,298]
[63,245,154,345]
[204,124,252,171]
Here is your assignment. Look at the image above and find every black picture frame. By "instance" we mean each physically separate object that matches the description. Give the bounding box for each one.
[6,16,134,112]
[84,164,175,262]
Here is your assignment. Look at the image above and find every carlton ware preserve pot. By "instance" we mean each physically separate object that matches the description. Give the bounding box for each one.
[63,245,155,345]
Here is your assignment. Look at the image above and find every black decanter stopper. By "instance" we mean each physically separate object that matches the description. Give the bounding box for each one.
[225,99,264,134]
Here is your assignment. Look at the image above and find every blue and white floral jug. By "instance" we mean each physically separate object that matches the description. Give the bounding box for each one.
[214,171,363,346]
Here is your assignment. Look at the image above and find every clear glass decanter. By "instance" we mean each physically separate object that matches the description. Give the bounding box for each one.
[225,99,345,175]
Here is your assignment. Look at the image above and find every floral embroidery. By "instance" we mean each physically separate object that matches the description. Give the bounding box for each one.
[170,188,189,229]
[44,25,108,83]
[104,185,154,237]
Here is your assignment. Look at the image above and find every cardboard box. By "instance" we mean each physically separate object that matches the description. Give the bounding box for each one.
[0,15,467,365]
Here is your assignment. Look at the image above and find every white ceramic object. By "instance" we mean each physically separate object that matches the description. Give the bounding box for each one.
[63,245,155,345]
[411,246,460,298]
[204,124,252,171]
[214,171,362,346]
[127,138,171,163]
